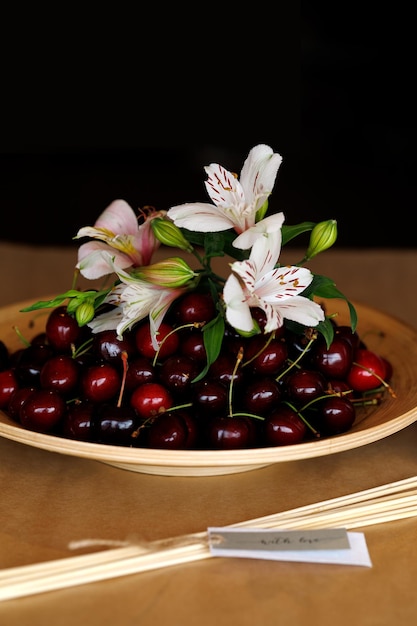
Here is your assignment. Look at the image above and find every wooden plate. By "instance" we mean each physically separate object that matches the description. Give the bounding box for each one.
[0,298,416,476]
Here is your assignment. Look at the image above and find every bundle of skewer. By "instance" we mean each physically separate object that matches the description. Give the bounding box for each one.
[2,475,417,602]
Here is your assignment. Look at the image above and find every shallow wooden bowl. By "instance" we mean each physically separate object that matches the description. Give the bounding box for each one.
[1,298,417,476]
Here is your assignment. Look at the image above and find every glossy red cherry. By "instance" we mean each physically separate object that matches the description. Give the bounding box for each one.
[129,382,173,420]
[310,335,353,379]
[135,321,179,360]
[19,389,66,432]
[61,401,94,441]
[7,387,37,422]
[347,348,387,392]
[145,410,198,449]
[246,337,288,376]
[92,329,137,365]
[45,306,81,352]
[264,405,307,446]
[173,292,216,325]
[180,332,207,363]
[0,369,20,409]
[192,379,228,416]
[242,377,282,416]
[205,415,256,450]
[92,404,139,446]
[40,354,80,395]
[13,343,55,386]
[285,368,327,405]
[159,355,199,397]
[81,363,122,403]
[125,356,156,392]
[317,396,356,435]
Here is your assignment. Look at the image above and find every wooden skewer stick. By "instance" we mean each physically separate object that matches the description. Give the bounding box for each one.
[2,475,417,601]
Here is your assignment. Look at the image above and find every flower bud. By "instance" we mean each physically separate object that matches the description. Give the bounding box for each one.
[151,217,193,252]
[306,219,338,259]
[134,257,196,287]
[74,301,96,326]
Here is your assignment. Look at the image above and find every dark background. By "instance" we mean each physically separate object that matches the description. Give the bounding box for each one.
[1,5,414,248]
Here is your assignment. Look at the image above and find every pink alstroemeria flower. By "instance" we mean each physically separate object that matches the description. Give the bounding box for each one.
[75,200,166,280]
[167,144,282,235]
[87,260,187,348]
[223,231,325,334]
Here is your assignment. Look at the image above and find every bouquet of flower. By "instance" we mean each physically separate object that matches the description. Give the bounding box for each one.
[14,144,384,450]
[23,143,356,365]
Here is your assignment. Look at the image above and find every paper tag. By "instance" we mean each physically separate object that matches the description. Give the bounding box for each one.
[207,527,372,567]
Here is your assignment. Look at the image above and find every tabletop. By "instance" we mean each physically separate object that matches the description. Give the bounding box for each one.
[1,242,417,626]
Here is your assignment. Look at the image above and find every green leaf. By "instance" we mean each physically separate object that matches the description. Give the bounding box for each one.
[304,274,358,333]
[192,314,225,382]
[19,289,110,315]
[281,222,316,246]
[315,317,336,348]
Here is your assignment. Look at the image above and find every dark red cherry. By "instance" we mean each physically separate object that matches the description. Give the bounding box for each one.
[92,329,137,365]
[125,356,156,392]
[81,363,121,403]
[180,331,207,363]
[205,415,256,450]
[14,343,55,386]
[40,354,80,395]
[264,405,307,446]
[135,321,179,360]
[208,353,245,387]
[246,337,288,376]
[145,410,198,449]
[192,380,228,416]
[159,355,199,397]
[92,404,139,446]
[45,306,81,352]
[173,292,216,325]
[310,335,353,379]
[7,387,37,422]
[19,389,66,432]
[285,369,327,405]
[317,396,356,435]
[129,382,173,420]
[242,377,282,416]
[334,325,361,351]
[61,401,95,441]
[0,369,20,409]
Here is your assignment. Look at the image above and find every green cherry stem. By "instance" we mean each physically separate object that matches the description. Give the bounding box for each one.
[281,400,320,437]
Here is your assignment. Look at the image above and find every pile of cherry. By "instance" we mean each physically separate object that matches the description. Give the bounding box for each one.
[0,292,394,450]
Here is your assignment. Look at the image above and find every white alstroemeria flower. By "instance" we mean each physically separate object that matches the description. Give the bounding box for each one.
[167,144,282,235]
[223,232,325,334]
[232,212,285,250]
[75,200,166,280]
[87,262,186,348]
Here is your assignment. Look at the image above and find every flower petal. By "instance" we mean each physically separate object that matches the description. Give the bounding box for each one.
[203,163,245,209]
[233,213,285,250]
[239,145,283,212]
[223,274,254,332]
[76,243,133,279]
[269,296,325,328]
[93,199,139,235]
[167,203,236,231]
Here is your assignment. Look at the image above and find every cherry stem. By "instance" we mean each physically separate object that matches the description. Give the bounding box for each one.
[117,351,129,408]
[241,332,275,368]
[282,400,320,437]
[12,326,31,348]
[276,335,317,382]
[152,322,205,367]
[228,347,244,415]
